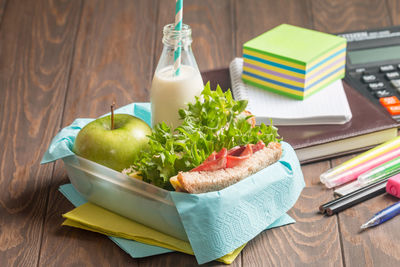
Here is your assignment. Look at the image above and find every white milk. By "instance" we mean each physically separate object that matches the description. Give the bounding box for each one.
[150,65,204,129]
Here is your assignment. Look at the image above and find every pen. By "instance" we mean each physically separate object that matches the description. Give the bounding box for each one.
[361,201,400,229]
[320,136,400,183]
[358,157,400,185]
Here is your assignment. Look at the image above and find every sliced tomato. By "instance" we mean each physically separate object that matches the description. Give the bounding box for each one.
[191,148,227,172]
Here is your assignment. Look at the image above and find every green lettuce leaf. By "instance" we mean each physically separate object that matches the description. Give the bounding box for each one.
[130,82,282,189]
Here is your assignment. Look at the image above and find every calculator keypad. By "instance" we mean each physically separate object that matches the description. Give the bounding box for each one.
[375,90,392,98]
[386,105,400,116]
[385,72,400,80]
[391,79,400,88]
[380,65,395,72]
[348,63,400,121]
[379,96,400,106]
[355,68,366,73]
[368,82,385,91]
[362,75,377,83]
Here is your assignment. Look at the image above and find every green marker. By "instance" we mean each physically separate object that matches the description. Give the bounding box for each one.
[358,157,400,185]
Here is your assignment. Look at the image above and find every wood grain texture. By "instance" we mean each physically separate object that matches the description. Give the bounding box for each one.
[1,0,397,266]
[61,0,158,125]
[38,162,139,267]
[0,0,82,266]
[338,193,400,267]
[154,0,234,73]
[235,1,342,266]
[145,1,238,265]
[234,0,313,56]
[311,0,392,33]
[332,154,400,265]
[315,2,400,265]
[138,251,242,267]
[387,0,400,25]
[0,0,7,26]
[38,0,157,266]
[242,161,343,267]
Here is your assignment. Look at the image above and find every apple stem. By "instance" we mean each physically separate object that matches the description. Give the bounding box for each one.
[111,101,115,130]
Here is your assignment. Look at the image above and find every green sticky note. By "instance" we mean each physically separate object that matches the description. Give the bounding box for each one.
[243,24,346,65]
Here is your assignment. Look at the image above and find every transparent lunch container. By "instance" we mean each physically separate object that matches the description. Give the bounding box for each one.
[62,155,188,241]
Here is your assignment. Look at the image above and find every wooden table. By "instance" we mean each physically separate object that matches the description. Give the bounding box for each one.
[1,0,400,266]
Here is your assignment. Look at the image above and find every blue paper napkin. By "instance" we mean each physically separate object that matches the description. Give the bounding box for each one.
[59,183,295,260]
[43,102,305,264]
[170,142,304,263]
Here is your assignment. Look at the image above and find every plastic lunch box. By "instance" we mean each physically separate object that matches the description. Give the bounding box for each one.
[62,155,189,241]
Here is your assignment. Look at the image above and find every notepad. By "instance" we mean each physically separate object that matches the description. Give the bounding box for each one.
[230,58,352,125]
[242,24,346,99]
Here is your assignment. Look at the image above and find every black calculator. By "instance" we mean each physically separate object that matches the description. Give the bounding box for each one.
[338,26,400,122]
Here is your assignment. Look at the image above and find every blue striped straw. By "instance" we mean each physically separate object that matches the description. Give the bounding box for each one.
[174,0,183,76]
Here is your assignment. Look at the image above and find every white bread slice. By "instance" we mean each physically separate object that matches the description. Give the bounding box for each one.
[170,142,282,194]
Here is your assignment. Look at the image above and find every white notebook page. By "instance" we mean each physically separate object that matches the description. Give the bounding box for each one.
[229,58,352,125]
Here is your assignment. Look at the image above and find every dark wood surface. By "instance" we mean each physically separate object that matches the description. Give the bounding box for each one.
[0,0,399,266]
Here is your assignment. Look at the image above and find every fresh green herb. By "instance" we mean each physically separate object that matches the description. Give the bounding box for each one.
[130,82,281,189]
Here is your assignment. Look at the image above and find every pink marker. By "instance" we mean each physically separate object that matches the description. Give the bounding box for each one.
[324,147,400,188]
[386,173,400,198]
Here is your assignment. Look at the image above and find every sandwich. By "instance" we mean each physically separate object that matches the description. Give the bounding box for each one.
[170,141,282,193]
[127,83,282,192]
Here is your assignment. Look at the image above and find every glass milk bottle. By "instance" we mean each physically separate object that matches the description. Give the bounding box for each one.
[150,23,204,129]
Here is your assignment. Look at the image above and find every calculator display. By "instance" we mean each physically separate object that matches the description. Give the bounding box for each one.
[348,45,400,65]
[339,25,400,122]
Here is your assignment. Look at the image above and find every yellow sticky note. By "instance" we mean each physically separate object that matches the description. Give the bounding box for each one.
[62,202,244,264]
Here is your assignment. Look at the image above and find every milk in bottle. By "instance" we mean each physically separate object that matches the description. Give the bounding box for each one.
[150,24,203,129]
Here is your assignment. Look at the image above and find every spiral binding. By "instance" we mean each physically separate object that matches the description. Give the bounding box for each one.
[229,58,253,111]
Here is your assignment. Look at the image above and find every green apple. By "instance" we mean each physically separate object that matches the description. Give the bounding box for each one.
[73,114,151,171]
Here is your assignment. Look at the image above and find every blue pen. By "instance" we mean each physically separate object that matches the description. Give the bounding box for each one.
[361,201,400,229]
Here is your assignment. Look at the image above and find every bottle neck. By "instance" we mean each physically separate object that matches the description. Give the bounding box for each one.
[154,23,199,73]
[162,23,192,49]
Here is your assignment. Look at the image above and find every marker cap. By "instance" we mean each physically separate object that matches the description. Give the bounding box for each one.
[386,173,400,198]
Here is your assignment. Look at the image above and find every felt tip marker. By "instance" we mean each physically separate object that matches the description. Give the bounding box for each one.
[358,157,400,186]
[320,136,400,183]
[323,147,400,188]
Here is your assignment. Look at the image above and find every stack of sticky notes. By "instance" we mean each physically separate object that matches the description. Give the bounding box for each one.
[242,24,347,100]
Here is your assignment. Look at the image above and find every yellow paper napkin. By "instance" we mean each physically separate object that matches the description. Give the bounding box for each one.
[62,202,245,264]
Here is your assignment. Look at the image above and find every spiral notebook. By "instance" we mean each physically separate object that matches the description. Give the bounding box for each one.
[229,58,352,126]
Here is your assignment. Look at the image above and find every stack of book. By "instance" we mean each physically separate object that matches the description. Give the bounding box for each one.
[242,24,347,100]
